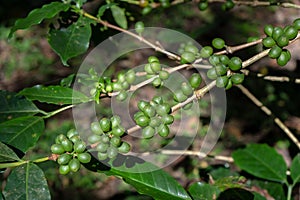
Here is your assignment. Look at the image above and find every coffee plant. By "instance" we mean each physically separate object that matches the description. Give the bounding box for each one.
[1,0,300,199]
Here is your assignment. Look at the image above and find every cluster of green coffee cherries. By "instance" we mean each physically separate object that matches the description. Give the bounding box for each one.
[198,0,235,11]
[134,96,173,138]
[50,129,92,175]
[262,18,300,66]
[88,116,131,161]
[144,56,170,87]
[139,0,172,15]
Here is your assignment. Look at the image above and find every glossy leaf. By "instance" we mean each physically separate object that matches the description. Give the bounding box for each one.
[111,5,127,29]
[0,90,40,123]
[188,182,220,200]
[97,3,117,18]
[251,180,285,200]
[9,2,69,38]
[232,144,287,183]
[93,156,191,200]
[48,17,92,66]
[3,163,50,200]
[0,142,21,162]
[0,116,44,152]
[291,154,300,184]
[18,85,89,105]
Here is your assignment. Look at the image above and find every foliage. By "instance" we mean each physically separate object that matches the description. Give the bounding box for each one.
[1,0,300,199]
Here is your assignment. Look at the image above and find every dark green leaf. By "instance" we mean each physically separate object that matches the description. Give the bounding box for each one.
[253,193,267,200]
[0,116,44,152]
[0,142,21,162]
[48,17,92,66]
[291,154,300,184]
[251,180,285,200]
[209,167,239,180]
[3,163,50,200]
[94,156,191,200]
[18,85,89,105]
[110,5,127,29]
[9,2,69,38]
[0,90,41,123]
[217,188,253,200]
[188,182,220,200]
[232,144,287,182]
[97,3,117,18]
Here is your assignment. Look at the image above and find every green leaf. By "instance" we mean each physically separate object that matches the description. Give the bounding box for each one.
[18,85,89,105]
[48,17,92,66]
[89,156,191,200]
[0,90,41,123]
[251,180,285,200]
[0,116,44,152]
[97,3,117,18]
[188,182,220,200]
[253,193,267,200]
[60,74,75,87]
[291,154,300,184]
[3,163,50,200]
[9,2,69,38]
[232,144,287,183]
[0,142,21,162]
[110,5,128,29]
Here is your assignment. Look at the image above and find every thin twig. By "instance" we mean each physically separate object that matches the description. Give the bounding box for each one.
[236,84,300,150]
[242,69,300,83]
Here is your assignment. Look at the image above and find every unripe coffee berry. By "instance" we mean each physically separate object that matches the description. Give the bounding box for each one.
[212,38,225,49]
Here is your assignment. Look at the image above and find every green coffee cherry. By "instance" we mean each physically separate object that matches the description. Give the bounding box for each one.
[212,38,225,49]
[150,62,162,72]
[152,77,162,87]
[143,105,156,117]
[100,118,111,132]
[149,116,161,127]
[125,70,136,84]
[111,115,121,128]
[91,122,103,135]
[184,44,199,54]
[148,56,159,63]
[113,82,122,92]
[231,73,245,85]
[152,96,163,105]
[198,1,208,11]
[162,114,174,125]
[277,50,291,66]
[57,153,72,165]
[69,158,81,172]
[74,141,86,153]
[100,134,110,143]
[138,100,149,111]
[142,126,155,139]
[181,82,193,96]
[207,68,218,80]
[69,135,81,144]
[209,55,220,66]
[110,136,122,147]
[216,76,229,88]
[61,139,73,152]
[96,143,109,153]
[107,146,118,159]
[229,57,242,71]
[181,52,196,63]
[174,90,188,102]
[145,63,155,74]
[158,124,170,137]
[156,103,171,116]
[159,70,169,80]
[222,0,235,10]
[225,78,233,90]
[276,35,289,47]
[200,46,213,58]
[59,165,70,175]
[135,115,150,127]
[67,129,78,139]
[88,134,101,143]
[118,142,131,153]
[268,45,282,59]
[51,144,65,154]
[264,25,274,37]
[293,18,300,30]
[112,126,125,137]
[189,73,202,89]
[215,64,227,76]
[121,81,130,90]
[262,37,276,48]
[285,26,298,40]
[77,152,91,164]
[135,21,145,35]
[117,90,128,101]
[219,55,230,65]
[55,134,67,144]
[272,27,284,41]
